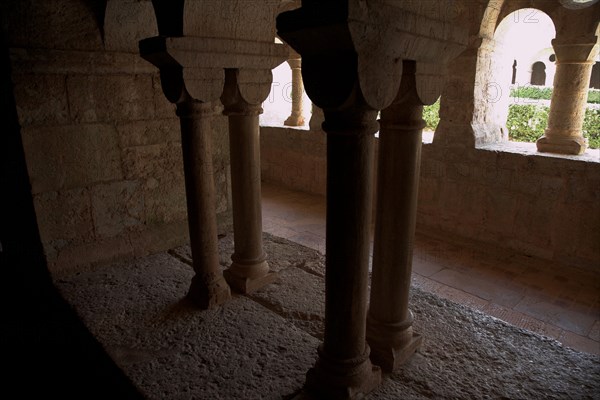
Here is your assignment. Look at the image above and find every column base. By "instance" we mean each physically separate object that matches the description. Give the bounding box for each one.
[285,114,305,127]
[224,261,278,294]
[187,273,231,309]
[305,345,382,399]
[536,135,587,155]
[367,331,423,373]
[366,314,423,372]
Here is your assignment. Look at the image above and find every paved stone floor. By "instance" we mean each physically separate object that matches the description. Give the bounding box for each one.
[261,182,600,356]
[54,229,600,399]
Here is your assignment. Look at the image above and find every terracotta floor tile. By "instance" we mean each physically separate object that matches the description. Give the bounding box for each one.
[412,257,445,277]
[411,274,444,294]
[588,320,600,342]
[261,182,600,355]
[558,330,600,356]
[430,268,524,308]
[483,303,562,339]
[432,285,489,311]
[514,296,597,337]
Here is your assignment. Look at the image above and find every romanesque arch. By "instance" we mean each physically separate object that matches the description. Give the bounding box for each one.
[531,61,547,86]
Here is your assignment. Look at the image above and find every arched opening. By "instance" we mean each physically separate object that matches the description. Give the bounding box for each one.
[530,61,547,86]
[260,41,311,129]
[490,8,556,145]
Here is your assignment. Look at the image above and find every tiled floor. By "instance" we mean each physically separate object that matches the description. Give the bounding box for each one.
[261,182,600,356]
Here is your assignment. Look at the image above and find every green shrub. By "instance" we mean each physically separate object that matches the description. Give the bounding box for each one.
[510,86,553,101]
[509,86,599,104]
[507,104,600,149]
[506,104,549,143]
[423,98,440,131]
[583,108,600,148]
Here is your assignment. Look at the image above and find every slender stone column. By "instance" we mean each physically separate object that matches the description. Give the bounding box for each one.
[305,105,382,399]
[176,100,231,308]
[222,70,277,294]
[537,39,599,155]
[284,54,305,127]
[367,61,423,372]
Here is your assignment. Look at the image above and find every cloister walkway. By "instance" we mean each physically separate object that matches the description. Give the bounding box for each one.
[261,182,600,356]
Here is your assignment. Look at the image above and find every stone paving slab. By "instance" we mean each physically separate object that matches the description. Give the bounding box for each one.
[249,267,325,339]
[168,232,325,276]
[54,252,319,400]
[54,235,600,399]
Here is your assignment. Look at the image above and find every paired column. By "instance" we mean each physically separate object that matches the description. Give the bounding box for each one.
[367,61,423,372]
[222,70,277,293]
[537,38,599,155]
[176,100,231,308]
[305,104,381,398]
[284,52,305,127]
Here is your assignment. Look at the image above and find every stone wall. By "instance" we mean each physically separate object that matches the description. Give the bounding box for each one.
[261,126,326,195]
[2,0,232,271]
[418,143,600,270]
[260,126,600,271]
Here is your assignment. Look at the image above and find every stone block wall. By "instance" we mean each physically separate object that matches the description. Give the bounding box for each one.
[418,143,600,270]
[261,126,327,195]
[260,126,600,271]
[3,0,232,271]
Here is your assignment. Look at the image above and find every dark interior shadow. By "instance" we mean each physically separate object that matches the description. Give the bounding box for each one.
[0,24,142,398]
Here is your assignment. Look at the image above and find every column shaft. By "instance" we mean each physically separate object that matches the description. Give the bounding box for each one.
[223,104,277,293]
[284,57,305,126]
[367,62,424,371]
[537,41,599,155]
[306,107,381,399]
[177,101,231,309]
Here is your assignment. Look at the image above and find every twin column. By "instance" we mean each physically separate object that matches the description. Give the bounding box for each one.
[306,105,382,398]
[175,71,275,309]
[306,62,424,397]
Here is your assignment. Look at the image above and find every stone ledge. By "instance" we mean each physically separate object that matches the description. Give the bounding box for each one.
[476,141,600,163]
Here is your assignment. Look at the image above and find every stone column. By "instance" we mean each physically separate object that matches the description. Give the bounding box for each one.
[284,53,305,127]
[176,100,231,308]
[221,69,277,294]
[537,38,599,155]
[305,104,382,398]
[367,61,423,372]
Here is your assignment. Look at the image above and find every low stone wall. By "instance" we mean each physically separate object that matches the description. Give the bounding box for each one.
[260,126,600,270]
[261,126,327,195]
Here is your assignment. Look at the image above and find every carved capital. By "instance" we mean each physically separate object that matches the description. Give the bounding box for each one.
[552,39,600,64]
[381,61,426,131]
[323,104,379,138]
[277,0,468,112]
[220,69,268,116]
[140,36,225,104]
